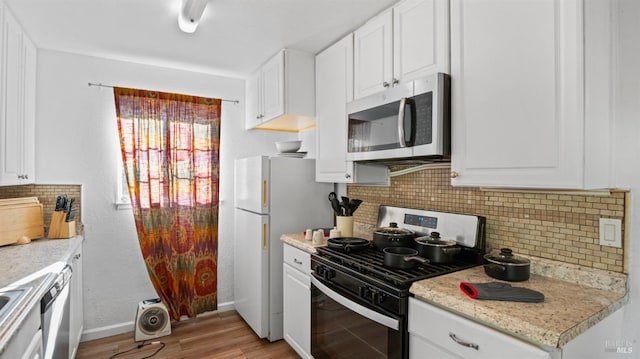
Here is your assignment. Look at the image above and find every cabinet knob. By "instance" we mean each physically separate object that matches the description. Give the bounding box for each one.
[392,78,399,85]
[345,173,351,179]
[382,81,390,88]
[450,171,459,178]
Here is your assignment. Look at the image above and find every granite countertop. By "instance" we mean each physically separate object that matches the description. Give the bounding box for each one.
[280,232,326,253]
[0,235,84,352]
[280,227,373,253]
[410,256,628,349]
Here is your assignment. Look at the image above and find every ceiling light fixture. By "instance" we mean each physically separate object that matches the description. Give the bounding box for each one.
[178,0,209,33]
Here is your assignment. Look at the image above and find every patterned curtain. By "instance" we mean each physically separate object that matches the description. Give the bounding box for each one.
[114,87,221,320]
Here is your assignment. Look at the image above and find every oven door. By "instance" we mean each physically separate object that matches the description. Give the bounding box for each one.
[311,275,405,359]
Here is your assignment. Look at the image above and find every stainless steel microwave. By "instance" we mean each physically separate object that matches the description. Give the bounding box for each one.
[346,73,450,162]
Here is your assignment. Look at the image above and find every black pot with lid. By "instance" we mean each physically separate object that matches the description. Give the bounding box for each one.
[414,231,461,263]
[483,248,531,282]
[373,222,415,250]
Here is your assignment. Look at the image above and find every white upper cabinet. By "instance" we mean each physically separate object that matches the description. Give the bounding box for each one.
[315,34,389,184]
[354,0,450,99]
[450,0,614,189]
[0,5,36,186]
[245,49,316,132]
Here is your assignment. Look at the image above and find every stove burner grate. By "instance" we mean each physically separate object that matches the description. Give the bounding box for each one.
[316,246,479,288]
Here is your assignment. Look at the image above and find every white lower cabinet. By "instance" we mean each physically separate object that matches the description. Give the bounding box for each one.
[408,298,552,359]
[282,244,312,359]
[1,304,43,359]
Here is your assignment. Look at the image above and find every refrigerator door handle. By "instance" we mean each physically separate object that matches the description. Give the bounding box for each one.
[262,180,268,207]
[262,223,268,249]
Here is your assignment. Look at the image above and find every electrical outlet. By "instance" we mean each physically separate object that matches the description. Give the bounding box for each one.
[599,218,622,248]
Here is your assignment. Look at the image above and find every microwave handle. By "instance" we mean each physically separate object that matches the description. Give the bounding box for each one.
[397,97,416,148]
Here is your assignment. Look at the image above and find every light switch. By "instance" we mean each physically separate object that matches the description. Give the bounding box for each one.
[599,218,622,248]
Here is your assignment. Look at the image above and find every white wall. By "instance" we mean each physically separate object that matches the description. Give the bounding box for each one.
[35,49,296,340]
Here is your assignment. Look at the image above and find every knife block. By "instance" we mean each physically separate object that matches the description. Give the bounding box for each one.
[48,211,76,239]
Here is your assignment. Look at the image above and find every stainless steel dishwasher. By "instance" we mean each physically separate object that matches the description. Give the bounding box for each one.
[41,264,72,359]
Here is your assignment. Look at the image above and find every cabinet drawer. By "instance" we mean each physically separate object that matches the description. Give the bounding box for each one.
[408,298,550,359]
[283,244,311,274]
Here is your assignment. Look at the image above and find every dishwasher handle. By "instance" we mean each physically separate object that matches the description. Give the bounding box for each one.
[41,265,72,313]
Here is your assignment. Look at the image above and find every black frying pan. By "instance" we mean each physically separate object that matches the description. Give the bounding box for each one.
[327,237,370,253]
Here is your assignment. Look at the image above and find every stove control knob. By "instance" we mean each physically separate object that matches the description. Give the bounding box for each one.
[324,269,336,280]
[314,265,325,277]
[358,286,367,298]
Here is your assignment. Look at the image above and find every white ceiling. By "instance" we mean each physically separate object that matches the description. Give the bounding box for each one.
[4,0,397,79]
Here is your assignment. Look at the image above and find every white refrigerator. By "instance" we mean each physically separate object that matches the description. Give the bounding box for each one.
[233,155,333,341]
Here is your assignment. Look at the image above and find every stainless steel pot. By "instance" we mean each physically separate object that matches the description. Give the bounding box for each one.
[373,222,415,250]
[483,248,530,282]
[414,232,461,263]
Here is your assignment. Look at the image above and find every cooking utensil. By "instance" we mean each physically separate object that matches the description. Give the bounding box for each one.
[383,247,429,269]
[328,192,343,216]
[484,248,531,282]
[373,222,415,250]
[341,196,350,215]
[326,237,370,253]
[415,232,461,264]
[348,199,363,216]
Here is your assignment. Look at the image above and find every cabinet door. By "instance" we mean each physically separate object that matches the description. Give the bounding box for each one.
[315,35,390,184]
[261,50,284,122]
[245,70,261,129]
[21,34,36,183]
[393,0,449,83]
[1,8,24,185]
[450,0,586,188]
[0,8,35,185]
[69,244,83,358]
[354,9,393,99]
[315,34,353,182]
[283,262,311,359]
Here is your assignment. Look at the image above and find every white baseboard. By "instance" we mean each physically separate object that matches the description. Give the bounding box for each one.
[81,321,135,342]
[80,301,236,342]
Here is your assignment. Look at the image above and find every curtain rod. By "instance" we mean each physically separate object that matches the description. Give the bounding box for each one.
[87,82,240,104]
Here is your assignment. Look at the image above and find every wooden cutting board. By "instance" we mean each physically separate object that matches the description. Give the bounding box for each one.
[0,198,44,246]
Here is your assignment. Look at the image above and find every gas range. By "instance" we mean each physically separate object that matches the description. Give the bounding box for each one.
[310,206,486,359]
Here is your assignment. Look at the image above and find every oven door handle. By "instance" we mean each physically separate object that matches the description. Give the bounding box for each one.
[311,276,399,331]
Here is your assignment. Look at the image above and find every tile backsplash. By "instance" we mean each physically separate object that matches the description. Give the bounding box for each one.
[0,184,82,236]
[348,167,626,273]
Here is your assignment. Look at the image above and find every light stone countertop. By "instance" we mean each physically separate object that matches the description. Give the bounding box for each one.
[0,235,84,352]
[280,232,326,253]
[280,227,373,253]
[410,263,627,349]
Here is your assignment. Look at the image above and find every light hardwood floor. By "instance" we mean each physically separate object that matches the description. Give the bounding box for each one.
[76,310,300,359]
